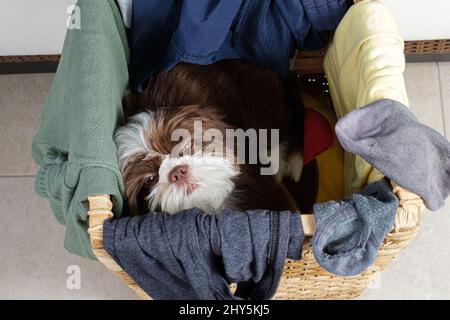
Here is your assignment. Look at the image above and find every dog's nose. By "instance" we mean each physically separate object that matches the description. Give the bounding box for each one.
[169,165,189,183]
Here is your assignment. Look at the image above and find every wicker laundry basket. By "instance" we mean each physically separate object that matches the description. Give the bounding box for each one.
[86,58,427,301]
[85,40,450,299]
[84,46,450,300]
[84,0,450,300]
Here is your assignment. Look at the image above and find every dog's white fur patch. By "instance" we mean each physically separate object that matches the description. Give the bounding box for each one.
[285,152,304,182]
[275,144,288,183]
[148,154,239,214]
[114,112,157,171]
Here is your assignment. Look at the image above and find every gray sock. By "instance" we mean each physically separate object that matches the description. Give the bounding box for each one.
[335,99,450,211]
[313,179,398,276]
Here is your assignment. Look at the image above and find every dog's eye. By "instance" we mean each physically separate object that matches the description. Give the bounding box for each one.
[143,175,158,188]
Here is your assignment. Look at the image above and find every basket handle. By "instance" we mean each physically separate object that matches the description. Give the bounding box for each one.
[87,182,424,246]
[87,180,424,249]
[301,214,316,236]
[87,195,152,300]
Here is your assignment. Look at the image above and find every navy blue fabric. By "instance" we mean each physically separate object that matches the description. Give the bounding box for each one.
[130,0,349,92]
[103,208,304,300]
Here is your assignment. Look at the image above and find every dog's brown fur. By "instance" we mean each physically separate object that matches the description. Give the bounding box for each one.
[123,60,304,214]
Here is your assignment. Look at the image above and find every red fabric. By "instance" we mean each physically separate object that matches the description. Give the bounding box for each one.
[303,107,335,165]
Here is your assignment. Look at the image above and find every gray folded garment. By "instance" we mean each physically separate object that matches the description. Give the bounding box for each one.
[335,99,450,211]
[313,179,399,276]
[103,208,304,300]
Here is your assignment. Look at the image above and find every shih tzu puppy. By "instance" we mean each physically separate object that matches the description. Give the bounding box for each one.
[115,60,304,215]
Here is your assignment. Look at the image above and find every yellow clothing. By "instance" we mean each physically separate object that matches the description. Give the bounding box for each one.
[323,0,409,195]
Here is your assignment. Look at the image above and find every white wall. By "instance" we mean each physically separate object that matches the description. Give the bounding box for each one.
[382,0,450,41]
[0,0,449,56]
[0,0,76,56]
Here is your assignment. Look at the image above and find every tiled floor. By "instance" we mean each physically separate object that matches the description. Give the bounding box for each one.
[360,62,450,300]
[0,63,449,300]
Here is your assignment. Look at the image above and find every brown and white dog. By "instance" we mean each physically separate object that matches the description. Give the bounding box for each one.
[115,60,304,215]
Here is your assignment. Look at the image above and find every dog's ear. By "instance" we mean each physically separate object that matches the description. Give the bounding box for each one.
[122,161,143,216]
[120,149,162,216]
[114,111,156,171]
[122,160,150,216]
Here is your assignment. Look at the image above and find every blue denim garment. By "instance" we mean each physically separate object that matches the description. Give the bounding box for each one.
[103,208,304,300]
[312,179,398,276]
[130,0,349,92]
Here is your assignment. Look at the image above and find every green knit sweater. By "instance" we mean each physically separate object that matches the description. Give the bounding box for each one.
[32,0,130,259]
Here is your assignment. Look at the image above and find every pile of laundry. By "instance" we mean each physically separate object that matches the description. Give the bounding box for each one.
[99,0,450,300]
[33,0,450,299]
[30,0,352,261]
[104,98,450,299]
[100,0,450,300]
